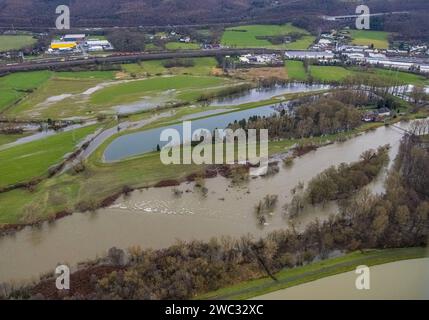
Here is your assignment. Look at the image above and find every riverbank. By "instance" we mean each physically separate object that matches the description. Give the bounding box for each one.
[197,247,429,300]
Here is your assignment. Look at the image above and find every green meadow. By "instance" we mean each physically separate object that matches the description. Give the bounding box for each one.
[0,71,52,112]
[0,35,37,52]
[122,57,218,77]
[310,65,354,82]
[0,124,99,189]
[165,42,200,50]
[90,75,229,107]
[3,59,224,119]
[350,30,390,49]
[285,60,307,81]
[221,24,315,49]
[6,75,113,119]
[285,62,428,85]
[0,133,29,147]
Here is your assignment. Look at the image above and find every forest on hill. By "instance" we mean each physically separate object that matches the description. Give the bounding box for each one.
[0,0,428,30]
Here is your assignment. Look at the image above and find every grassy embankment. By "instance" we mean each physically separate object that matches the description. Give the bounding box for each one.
[197,247,428,300]
[221,24,316,50]
[0,35,37,52]
[349,30,390,49]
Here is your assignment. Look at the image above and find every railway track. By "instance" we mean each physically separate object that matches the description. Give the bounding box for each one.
[0,48,284,75]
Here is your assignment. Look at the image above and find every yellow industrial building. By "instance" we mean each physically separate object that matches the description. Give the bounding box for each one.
[50,42,77,50]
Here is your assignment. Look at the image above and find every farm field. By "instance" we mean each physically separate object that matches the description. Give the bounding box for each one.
[165,42,200,50]
[0,124,99,189]
[89,75,231,108]
[5,74,114,119]
[221,24,315,49]
[309,65,354,82]
[285,60,307,81]
[373,68,429,86]
[0,35,37,52]
[122,57,218,77]
[0,71,52,113]
[349,30,390,49]
[4,60,226,119]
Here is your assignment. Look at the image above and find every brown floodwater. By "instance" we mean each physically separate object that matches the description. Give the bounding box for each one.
[254,258,429,300]
[0,121,415,284]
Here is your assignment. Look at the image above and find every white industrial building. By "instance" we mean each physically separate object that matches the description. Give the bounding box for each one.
[84,39,114,51]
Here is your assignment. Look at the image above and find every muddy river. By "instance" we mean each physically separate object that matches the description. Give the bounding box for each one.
[254,258,429,300]
[0,119,414,284]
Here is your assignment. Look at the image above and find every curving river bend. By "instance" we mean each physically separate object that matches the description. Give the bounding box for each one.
[0,119,415,284]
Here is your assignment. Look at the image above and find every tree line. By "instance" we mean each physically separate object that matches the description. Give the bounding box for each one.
[229,96,362,140]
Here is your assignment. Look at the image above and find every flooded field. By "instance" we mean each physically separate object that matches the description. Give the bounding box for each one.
[0,121,412,284]
[254,258,429,300]
[209,83,330,107]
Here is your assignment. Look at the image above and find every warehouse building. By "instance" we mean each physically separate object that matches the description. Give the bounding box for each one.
[63,34,86,42]
[49,41,77,52]
[84,39,114,51]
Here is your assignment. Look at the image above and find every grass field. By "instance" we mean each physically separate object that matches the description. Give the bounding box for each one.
[4,62,227,119]
[0,124,99,189]
[54,71,116,80]
[0,71,52,112]
[221,24,315,49]
[373,68,429,86]
[284,63,428,85]
[90,75,229,107]
[0,35,37,52]
[197,247,428,300]
[349,30,390,49]
[310,65,354,82]
[122,57,218,77]
[0,133,29,147]
[285,60,307,81]
[165,42,200,50]
[6,75,112,119]
[0,92,401,226]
